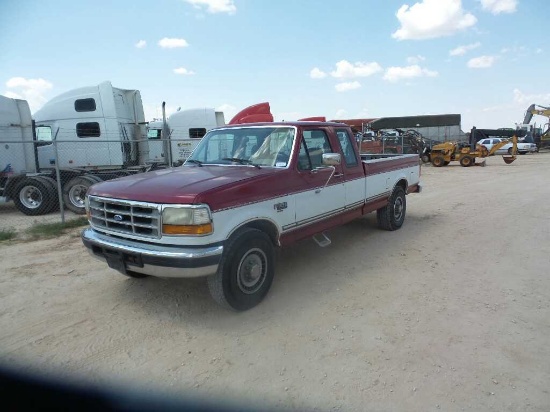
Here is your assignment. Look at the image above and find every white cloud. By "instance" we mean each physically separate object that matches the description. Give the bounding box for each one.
[5,77,53,112]
[407,55,426,64]
[467,55,495,68]
[173,67,195,75]
[536,48,543,54]
[135,40,147,48]
[449,41,481,56]
[392,0,477,40]
[480,0,517,14]
[513,89,550,105]
[334,109,348,119]
[310,67,327,79]
[335,81,361,92]
[330,60,382,79]
[158,37,189,48]
[383,65,438,82]
[184,0,236,15]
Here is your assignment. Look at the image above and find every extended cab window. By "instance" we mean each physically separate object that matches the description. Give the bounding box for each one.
[76,122,101,138]
[189,128,207,139]
[336,129,358,167]
[298,130,332,170]
[74,98,96,112]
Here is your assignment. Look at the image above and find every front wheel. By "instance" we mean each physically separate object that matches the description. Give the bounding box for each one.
[208,228,275,311]
[377,186,406,231]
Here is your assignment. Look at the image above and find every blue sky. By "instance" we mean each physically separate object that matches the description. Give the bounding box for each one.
[0,0,548,130]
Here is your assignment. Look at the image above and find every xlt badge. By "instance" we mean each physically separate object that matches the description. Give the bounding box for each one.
[274,202,287,212]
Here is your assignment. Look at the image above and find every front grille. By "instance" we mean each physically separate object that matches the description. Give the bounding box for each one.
[88,196,161,238]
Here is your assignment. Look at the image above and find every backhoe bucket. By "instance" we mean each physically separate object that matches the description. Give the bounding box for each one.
[502,155,516,164]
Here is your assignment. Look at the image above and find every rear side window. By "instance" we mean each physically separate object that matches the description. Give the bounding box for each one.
[76,122,100,138]
[74,98,96,112]
[336,129,358,167]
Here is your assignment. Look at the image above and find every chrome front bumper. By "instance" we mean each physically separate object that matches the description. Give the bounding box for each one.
[81,228,223,278]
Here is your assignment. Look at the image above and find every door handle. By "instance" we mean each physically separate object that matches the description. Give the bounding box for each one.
[333,173,343,178]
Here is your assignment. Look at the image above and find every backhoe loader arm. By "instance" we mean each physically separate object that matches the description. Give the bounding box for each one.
[489,135,517,156]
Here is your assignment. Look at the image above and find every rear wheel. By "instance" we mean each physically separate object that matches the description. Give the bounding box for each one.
[13,177,56,216]
[431,156,445,167]
[208,228,275,311]
[377,186,406,231]
[63,175,101,214]
[421,154,430,163]
[33,176,59,213]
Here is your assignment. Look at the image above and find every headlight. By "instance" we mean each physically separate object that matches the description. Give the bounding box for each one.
[162,206,213,235]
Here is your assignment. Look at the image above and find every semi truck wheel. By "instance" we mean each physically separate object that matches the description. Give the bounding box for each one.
[33,176,60,213]
[13,177,56,216]
[208,228,275,311]
[377,186,406,231]
[63,176,101,214]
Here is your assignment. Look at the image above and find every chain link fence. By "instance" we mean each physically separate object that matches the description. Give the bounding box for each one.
[0,136,199,232]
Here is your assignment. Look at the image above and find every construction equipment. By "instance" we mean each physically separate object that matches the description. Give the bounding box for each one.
[521,104,550,149]
[426,128,518,167]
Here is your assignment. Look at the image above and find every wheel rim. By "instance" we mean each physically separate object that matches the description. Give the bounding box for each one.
[393,196,404,221]
[237,248,267,294]
[68,184,88,208]
[19,185,43,209]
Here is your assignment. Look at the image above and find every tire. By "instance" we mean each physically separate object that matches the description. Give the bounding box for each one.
[460,156,473,167]
[13,177,55,216]
[421,154,430,163]
[208,228,275,311]
[33,176,60,213]
[377,186,406,231]
[507,148,514,155]
[63,175,101,214]
[431,156,445,167]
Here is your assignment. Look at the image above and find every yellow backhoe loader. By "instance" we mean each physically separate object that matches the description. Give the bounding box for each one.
[427,132,518,167]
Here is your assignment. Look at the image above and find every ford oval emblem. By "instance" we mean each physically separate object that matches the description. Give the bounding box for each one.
[113,214,124,222]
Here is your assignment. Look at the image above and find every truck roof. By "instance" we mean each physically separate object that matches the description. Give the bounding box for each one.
[214,121,350,129]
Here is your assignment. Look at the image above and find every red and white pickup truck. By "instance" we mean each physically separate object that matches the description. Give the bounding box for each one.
[82,121,421,310]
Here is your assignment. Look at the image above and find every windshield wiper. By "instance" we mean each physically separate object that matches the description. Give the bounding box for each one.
[222,158,261,169]
[185,159,203,167]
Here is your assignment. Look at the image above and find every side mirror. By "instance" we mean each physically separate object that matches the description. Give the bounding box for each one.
[322,153,341,166]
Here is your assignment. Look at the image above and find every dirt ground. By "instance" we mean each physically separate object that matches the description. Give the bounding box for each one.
[1,153,549,411]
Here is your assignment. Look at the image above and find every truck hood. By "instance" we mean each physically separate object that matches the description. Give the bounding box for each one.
[89,165,287,206]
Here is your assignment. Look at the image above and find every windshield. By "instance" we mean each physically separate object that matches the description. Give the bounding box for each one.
[186,126,295,167]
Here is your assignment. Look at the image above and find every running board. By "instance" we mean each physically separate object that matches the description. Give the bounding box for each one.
[312,232,331,247]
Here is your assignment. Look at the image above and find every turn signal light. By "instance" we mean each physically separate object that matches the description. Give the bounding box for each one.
[162,223,213,235]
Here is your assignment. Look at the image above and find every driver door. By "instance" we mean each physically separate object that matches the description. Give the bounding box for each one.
[294,129,346,227]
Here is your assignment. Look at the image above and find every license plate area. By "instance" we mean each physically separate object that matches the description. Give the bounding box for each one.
[92,246,143,275]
